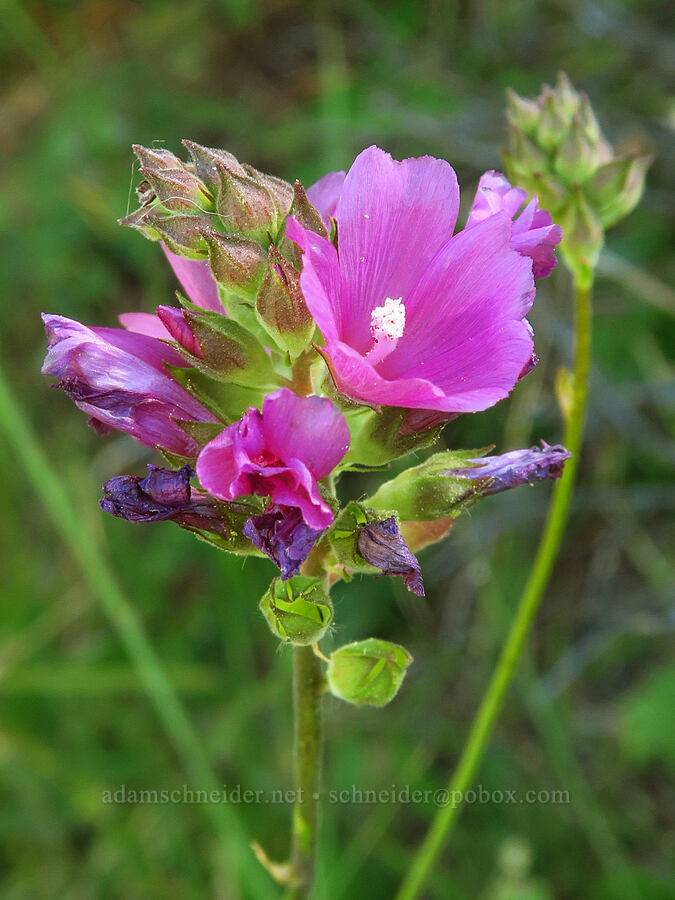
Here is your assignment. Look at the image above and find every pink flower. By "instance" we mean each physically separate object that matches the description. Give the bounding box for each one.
[42,314,217,456]
[287,147,560,414]
[466,171,562,279]
[196,388,350,530]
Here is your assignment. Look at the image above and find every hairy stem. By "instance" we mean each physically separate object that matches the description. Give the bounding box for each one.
[287,645,323,898]
[395,275,593,900]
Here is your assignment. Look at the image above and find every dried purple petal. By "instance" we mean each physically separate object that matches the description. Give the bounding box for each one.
[243,505,322,580]
[357,517,425,596]
[449,441,571,494]
[100,464,227,534]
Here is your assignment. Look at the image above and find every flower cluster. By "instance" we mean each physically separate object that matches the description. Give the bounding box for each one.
[43,138,570,702]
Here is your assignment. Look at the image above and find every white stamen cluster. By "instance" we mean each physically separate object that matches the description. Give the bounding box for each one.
[370,297,406,343]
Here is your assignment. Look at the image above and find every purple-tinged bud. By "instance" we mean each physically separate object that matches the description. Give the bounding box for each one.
[447,441,571,494]
[132,144,183,172]
[182,140,247,189]
[201,227,267,300]
[156,306,204,358]
[242,163,293,219]
[245,505,323,580]
[216,165,280,241]
[289,180,328,238]
[256,246,314,358]
[357,517,424,596]
[139,166,214,214]
[145,214,208,258]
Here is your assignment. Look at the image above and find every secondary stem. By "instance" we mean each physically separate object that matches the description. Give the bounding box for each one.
[395,275,593,900]
[288,645,323,898]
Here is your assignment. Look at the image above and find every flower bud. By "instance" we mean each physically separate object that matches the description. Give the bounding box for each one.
[182,139,246,189]
[201,228,267,300]
[289,180,328,238]
[503,73,650,271]
[585,155,651,228]
[144,214,209,258]
[327,638,413,707]
[256,246,314,358]
[161,306,278,388]
[216,165,281,242]
[139,166,215,215]
[259,575,333,645]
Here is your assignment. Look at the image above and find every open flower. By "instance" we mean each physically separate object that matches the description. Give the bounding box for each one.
[197,388,350,575]
[118,244,223,339]
[42,314,217,456]
[287,146,561,414]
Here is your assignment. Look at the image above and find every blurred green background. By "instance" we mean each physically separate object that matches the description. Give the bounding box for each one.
[1,1,673,898]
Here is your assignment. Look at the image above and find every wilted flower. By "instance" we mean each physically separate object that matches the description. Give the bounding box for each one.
[286,146,559,414]
[244,506,323,580]
[448,441,571,493]
[101,464,227,534]
[357,517,424,596]
[41,314,217,456]
[197,388,350,573]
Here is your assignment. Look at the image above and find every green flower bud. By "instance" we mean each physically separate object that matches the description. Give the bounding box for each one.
[503,73,650,274]
[144,213,208,258]
[182,140,246,190]
[255,246,315,358]
[139,166,215,215]
[259,575,333,645]
[367,450,490,521]
[201,228,267,301]
[327,638,413,708]
[585,155,652,228]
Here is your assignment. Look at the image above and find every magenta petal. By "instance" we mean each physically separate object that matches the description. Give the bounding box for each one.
[307,170,346,222]
[42,314,216,454]
[157,306,204,358]
[119,312,172,340]
[334,146,460,350]
[285,218,342,342]
[261,389,350,479]
[466,170,528,226]
[467,172,562,279]
[162,244,223,312]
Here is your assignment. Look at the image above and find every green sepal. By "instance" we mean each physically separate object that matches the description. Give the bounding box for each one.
[339,406,444,470]
[255,246,315,359]
[259,575,333,645]
[326,638,413,708]
[180,312,280,388]
[327,501,382,574]
[585,155,651,228]
[366,449,493,521]
[174,419,225,446]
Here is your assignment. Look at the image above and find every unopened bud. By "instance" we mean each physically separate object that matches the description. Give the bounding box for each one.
[145,214,208,258]
[216,166,280,241]
[256,246,314,358]
[201,228,267,300]
[182,140,246,189]
[259,575,333,645]
[289,180,328,238]
[585,155,651,228]
[139,166,214,214]
[327,638,413,707]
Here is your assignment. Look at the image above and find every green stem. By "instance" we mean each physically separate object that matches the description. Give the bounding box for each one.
[395,274,593,900]
[288,645,323,898]
[0,357,271,898]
